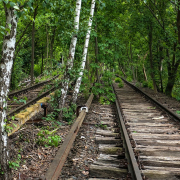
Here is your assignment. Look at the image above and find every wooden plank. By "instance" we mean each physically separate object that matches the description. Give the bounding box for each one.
[89,164,127,178]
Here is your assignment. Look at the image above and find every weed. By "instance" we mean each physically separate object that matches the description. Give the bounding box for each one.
[62,104,76,122]
[37,130,61,147]
[9,154,21,170]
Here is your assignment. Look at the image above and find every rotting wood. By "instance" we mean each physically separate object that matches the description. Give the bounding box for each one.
[89,164,127,178]
[96,129,118,137]
[98,144,124,155]
[95,137,121,144]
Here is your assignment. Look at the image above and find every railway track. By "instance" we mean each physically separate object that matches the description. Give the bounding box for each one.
[12,78,180,179]
[113,80,180,180]
[58,87,141,179]
[7,75,60,117]
[88,102,141,180]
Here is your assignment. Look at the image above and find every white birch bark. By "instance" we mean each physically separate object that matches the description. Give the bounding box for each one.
[0,5,17,180]
[59,0,82,111]
[72,0,96,103]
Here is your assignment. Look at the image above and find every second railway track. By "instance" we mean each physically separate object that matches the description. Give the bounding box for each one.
[113,81,180,180]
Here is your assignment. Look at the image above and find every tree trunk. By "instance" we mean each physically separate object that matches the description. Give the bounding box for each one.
[148,23,157,93]
[130,43,135,81]
[95,6,100,83]
[41,46,44,74]
[58,0,82,114]
[165,2,180,96]
[46,25,49,71]
[165,47,179,96]
[50,27,56,69]
[30,6,38,85]
[0,5,17,180]
[117,59,126,77]
[158,45,163,92]
[72,0,96,104]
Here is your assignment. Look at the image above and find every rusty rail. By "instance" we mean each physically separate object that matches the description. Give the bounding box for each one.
[8,75,59,98]
[112,84,142,180]
[45,93,94,180]
[7,82,62,117]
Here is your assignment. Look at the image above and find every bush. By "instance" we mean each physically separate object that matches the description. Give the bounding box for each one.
[99,96,111,105]
[115,77,122,83]
[118,81,124,88]
[142,81,148,87]
[148,82,153,89]
[126,77,133,82]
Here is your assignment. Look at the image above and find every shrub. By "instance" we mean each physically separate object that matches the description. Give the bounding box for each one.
[118,81,124,88]
[142,81,148,87]
[115,77,122,83]
[126,77,133,82]
[148,82,153,89]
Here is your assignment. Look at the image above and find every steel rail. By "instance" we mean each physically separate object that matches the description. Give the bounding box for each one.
[45,93,94,180]
[121,78,180,122]
[8,75,59,98]
[112,84,142,180]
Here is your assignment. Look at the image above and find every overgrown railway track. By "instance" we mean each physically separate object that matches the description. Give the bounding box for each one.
[11,78,180,179]
[7,75,60,117]
[113,79,180,180]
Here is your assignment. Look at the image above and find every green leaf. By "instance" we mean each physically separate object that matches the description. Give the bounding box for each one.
[0,26,5,30]
[9,2,15,7]
[14,5,19,10]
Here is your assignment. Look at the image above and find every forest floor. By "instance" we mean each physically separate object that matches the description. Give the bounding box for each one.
[11,84,180,180]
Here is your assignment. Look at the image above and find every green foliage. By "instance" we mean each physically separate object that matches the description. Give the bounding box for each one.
[95,122,107,130]
[148,82,153,89]
[13,96,27,104]
[62,103,76,122]
[115,77,122,83]
[126,77,133,82]
[9,154,21,170]
[142,81,148,87]
[118,81,124,88]
[37,130,61,147]
[99,96,111,105]
[34,64,41,77]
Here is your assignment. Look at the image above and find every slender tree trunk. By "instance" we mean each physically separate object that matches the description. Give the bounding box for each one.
[117,59,126,77]
[46,25,49,71]
[158,45,163,92]
[41,46,44,74]
[87,54,90,80]
[0,5,17,180]
[137,52,148,81]
[31,6,38,85]
[50,27,56,69]
[130,43,135,81]
[58,0,82,115]
[72,0,96,103]
[94,6,100,83]
[149,23,157,93]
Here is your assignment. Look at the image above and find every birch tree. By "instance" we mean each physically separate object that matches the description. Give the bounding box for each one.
[72,0,96,103]
[0,3,18,179]
[58,0,82,112]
